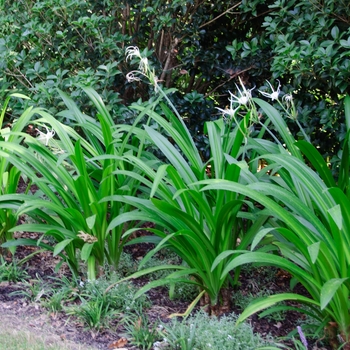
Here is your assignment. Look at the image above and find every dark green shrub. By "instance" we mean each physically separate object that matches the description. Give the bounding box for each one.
[1,0,349,161]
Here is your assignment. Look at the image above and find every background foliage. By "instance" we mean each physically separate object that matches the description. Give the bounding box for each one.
[0,0,349,159]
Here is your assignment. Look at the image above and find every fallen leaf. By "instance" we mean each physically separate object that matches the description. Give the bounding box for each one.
[108,337,128,349]
[274,322,282,329]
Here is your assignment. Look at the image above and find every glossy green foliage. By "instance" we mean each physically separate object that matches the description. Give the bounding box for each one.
[1,0,348,162]
[228,0,350,161]
[0,0,127,119]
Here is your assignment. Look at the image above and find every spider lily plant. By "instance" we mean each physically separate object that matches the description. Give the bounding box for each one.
[206,95,350,347]
[1,88,144,279]
[103,99,270,315]
[0,93,34,254]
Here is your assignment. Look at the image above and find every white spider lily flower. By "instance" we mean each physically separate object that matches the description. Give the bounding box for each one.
[126,71,142,83]
[126,46,149,74]
[125,46,141,62]
[282,93,293,107]
[125,46,160,91]
[216,105,240,121]
[36,125,55,146]
[282,92,298,121]
[229,77,255,106]
[139,57,149,73]
[259,80,281,101]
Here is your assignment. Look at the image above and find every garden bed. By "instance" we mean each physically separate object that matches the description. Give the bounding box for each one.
[0,241,330,350]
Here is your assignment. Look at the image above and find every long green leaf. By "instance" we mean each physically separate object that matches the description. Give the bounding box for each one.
[53,239,74,256]
[296,140,336,188]
[320,278,349,310]
[254,98,302,159]
[236,293,319,326]
[145,125,198,185]
[344,95,350,131]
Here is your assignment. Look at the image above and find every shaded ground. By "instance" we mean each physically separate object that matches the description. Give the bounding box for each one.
[0,239,332,350]
[1,181,331,350]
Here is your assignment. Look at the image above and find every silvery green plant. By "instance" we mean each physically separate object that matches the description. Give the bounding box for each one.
[156,310,275,350]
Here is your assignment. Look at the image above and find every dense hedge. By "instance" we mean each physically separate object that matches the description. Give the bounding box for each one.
[0,0,349,161]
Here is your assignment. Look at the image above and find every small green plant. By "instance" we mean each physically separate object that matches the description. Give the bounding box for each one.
[109,283,151,314]
[114,252,137,277]
[12,274,79,312]
[82,275,151,314]
[65,274,151,331]
[0,257,28,282]
[123,314,160,350]
[10,274,48,302]
[66,279,116,331]
[43,290,70,314]
[66,298,115,331]
[157,310,275,350]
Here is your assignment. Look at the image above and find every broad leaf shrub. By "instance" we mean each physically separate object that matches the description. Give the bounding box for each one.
[0,0,127,119]
[3,0,349,164]
[1,88,147,280]
[0,0,268,114]
[227,0,350,164]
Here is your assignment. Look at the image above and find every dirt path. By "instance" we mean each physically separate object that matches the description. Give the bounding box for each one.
[0,282,107,349]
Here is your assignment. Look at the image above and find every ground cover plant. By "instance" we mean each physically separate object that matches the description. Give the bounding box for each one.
[156,310,275,350]
[0,247,291,349]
